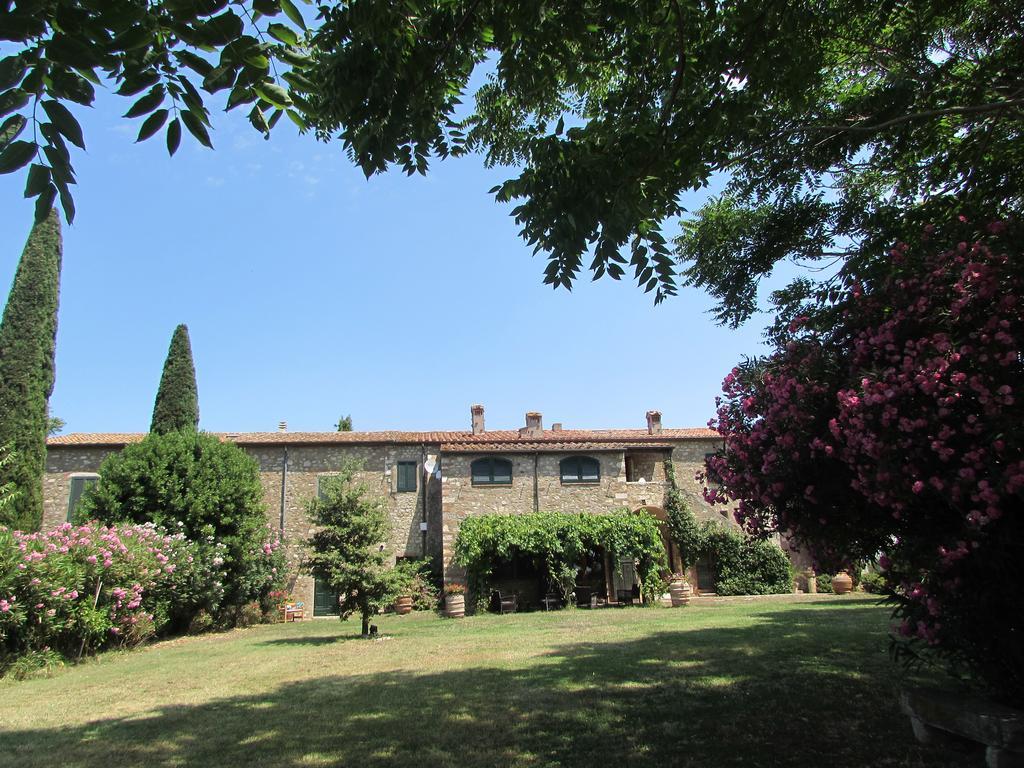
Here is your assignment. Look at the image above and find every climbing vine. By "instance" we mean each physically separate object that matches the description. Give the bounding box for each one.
[664,459,792,595]
[453,511,666,607]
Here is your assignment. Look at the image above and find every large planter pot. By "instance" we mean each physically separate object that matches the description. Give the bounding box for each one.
[669,577,693,607]
[394,595,412,615]
[445,594,465,618]
[832,570,854,595]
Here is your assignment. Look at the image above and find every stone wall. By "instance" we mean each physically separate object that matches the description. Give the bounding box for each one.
[439,439,725,583]
[42,447,120,530]
[41,436,729,606]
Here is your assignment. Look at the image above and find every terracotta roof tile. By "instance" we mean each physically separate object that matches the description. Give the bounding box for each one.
[47,427,719,449]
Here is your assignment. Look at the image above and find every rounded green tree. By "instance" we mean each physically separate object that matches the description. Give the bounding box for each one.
[305,463,396,636]
[80,431,280,610]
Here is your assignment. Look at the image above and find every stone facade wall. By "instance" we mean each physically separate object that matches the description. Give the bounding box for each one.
[42,447,120,531]
[438,440,724,583]
[41,436,729,605]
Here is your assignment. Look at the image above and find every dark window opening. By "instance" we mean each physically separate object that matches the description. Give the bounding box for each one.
[67,476,98,522]
[471,457,513,486]
[397,461,417,492]
[560,455,600,483]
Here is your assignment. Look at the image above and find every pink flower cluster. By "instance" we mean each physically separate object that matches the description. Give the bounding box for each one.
[705,221,1022,676]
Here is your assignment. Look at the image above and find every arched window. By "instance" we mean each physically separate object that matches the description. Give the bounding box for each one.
[560,456,600,484]
[471,457,513,485]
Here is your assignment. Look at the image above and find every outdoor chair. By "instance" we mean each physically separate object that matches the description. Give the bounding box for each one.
[541,592,561,611]
[496,591,518,614]
[574,586,592,608]
[616,589,634,606]
[281,601,305,622]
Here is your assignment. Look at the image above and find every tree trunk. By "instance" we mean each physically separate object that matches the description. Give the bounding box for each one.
[361,612,369,636]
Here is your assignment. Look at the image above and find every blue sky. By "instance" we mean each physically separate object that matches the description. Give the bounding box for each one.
[0,87,787,436]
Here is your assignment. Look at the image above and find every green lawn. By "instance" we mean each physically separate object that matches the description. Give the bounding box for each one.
[0,596,972,768]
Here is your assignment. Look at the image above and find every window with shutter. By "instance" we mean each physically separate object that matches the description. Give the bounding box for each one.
[67,475,99,522]
[397,461,417,492]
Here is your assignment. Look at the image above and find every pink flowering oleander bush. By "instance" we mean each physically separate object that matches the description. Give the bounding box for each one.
[78,431,286,613]
[0,521,223,672]
[707,220,1024,706]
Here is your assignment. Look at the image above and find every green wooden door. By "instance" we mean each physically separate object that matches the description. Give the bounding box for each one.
[313,578,340,616]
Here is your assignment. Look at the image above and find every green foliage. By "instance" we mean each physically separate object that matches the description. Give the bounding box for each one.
[663,459,703,570]
[150,324,200,434]
[335,414,353,432]
[304,462,396,635]
[816,573,834,594]
[46,416,64,436]
[79,431,283,609]
[0,521,221,671]
[665,460,792,596]
[0,210,61,532]
[0,445,21,516]
[701,525,793,596]
[453,511,666,606]
[0,0,313,224]
[392,559,440,611]
[306,2,1022,315]
[860,570,886,595]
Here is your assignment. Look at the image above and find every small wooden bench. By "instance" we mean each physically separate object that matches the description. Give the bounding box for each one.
[496,591,517,614]
[281,602,305,622]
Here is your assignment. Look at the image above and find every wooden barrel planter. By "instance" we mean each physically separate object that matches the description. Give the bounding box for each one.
[832,570,854,594]
[394,595,413,615]
[445,593,465,618]
[669,576,692,607]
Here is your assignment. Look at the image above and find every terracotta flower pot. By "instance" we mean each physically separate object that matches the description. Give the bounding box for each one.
[669,577,692,607]
[394,595,412,615]
[832,570,853,595]
[445,593,465,618]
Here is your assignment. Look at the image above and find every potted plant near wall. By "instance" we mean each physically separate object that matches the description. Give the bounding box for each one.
[444,584,466,618]
[391,560,417,616]
[669,572,693,607]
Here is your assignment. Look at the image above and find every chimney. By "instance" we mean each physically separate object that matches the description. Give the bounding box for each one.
[278,421,287,432]
[551,422,562,432]
[471,404,485,435]
[520,412,543,438]
[646,410,662,435]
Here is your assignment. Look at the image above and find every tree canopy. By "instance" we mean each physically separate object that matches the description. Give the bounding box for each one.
[151,324,200,434]
[0,210,61,531]
[4,2,1019,316]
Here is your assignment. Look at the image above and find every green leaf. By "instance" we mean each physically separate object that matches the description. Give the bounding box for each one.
[57,179,75,223]
[285,108,307,130]
[278,48,311,69]
[254,82,291,108]
[181,109,213,148]
[0,89,29,118]
[226,84,255,110]
[266,23,298,46]
[116,70,160,96]
[176,50,214,78]
[200,10,244,45]
[136,109,169,142]
[166,118,182,156]
[280,0,306,31]
[248,105,269,134]
[43,147,75,183]
[0,114,27,150]
[34,183,57,224]
[124,85,165,118]
[0,55,26,91]
[253,0,280,15]
[41,100,85,149]
[110,24,153,52]
[281,70,314,92]
[24,163,50,197]
[0,140,36,174]
[202,65,237,93]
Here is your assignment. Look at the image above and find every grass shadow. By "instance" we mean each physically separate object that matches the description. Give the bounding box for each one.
[1,605,972,768]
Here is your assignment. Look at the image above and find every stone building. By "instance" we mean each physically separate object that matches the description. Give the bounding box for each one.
[44,406,732,613]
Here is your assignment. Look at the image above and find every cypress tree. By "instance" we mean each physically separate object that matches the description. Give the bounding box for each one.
[0,210,62,531]
[150,324,199,434]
